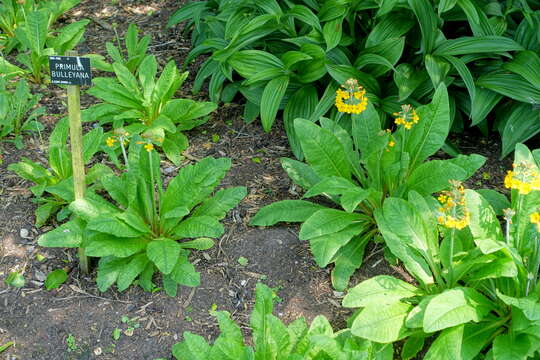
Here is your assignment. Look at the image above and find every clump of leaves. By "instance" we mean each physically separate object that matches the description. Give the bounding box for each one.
[86,55,217,164]
[39,139,246,295]
[1,6,89,83]
[172,282,392,359]
[0,78,45,148]
[89,23,151,73]
[342,144,540,359]
[252,84,485,290]
[8,117,111,227]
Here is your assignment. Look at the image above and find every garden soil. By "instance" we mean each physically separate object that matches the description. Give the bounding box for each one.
[0,1,513,359]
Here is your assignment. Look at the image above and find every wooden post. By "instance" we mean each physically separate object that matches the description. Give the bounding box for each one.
[66,50,88,274]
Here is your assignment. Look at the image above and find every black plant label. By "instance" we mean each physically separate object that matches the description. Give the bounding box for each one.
[49,56,92,86]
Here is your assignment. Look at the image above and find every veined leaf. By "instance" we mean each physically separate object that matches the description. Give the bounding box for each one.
[260,76,289,132]
[146,239,181,275]
[343,275,419,308]
[299,209,364,240]
[250,200,324,226]
[350,302,412,343]
[433,36,524,56]
[477,72,540,104]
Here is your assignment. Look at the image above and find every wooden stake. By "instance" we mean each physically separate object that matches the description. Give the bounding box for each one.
[66,50,88,274]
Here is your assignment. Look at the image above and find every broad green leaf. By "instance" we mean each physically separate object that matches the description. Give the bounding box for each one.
[497,292,540,321]
[299,209,364,240]
[504,50,540,89]
[423,287,493,332]
[406,84,450,170]
[471,87,502,126]
[500,103,540,159]
[352,101,382,158]
[85,233,147,258]
[408,0,438,54]
[96,257,129,292]
[476,189,510,216]
[309,223,365,267]
[192,187,247,220]
[288,5,321,31]
[477,73,540,104]
[117,254,149,291]
[401,335,425,360]
[173,216,224,238]
[465,190,504,253]
[406,160,467,195]
[303,176,357,198]
[229,50,284,79]
[433,36,524,55]
[343,275,419,308]
[44,269,68,290]
[171,258,200,287]
[424,325,464,360]
[179,238,214,250]
[350,302,412,343]
[283,85,318,160]
[250,283,275,358]
[331,237,367,291]
[323,18,343,50]
[493,334,531,360]
[38,220,82,248]
[172,332,211,360]
[294,118,351,179]
[146,239,181,275]
[87,215,143,238]
[250,200,324,226]
[260,76,289,132]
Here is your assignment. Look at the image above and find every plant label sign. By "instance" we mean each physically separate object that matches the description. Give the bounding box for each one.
[49,56,92,86]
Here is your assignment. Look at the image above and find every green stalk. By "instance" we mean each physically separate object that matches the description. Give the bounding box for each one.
[119,135,129,170]
[148,148,159,234]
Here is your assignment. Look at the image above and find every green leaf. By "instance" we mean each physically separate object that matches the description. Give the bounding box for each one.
[172,332,211,360]
[477,72,540,104]
[116,254,149,291]
[406,84,450,170]
[5,272,25,288]
[45,269,68,290]
[87,215,143,238]
[343,275,419,308]
[423,287,493,332]
[294,118,351,179]
[146,239,181,275]
[192,187,247,220]
[260,76,289,132]
[173,216,224,238]
[504,50,540,89]
[423,325,464,360]
[309,223,365,267]
[303,176,357,198]
[465,190,504,253]
[171,257,200,287]
[229,50,284,79]
[493,334,531,360]
[331,238,367,291]
[85,233,147,258]
[475,189,510,216]
[323,18,343,50]
[250,200,324,226]
[350,302,412,343]
[434,36,524,55]
[38,220,82,248]
[179,238,215,250]
[96,257,129,292]
[401,335,425,360]
[283,86,318,160]
[408,0,438,54]
[406,160,467,195]
[299,209,363,240]
[500,103,540,159]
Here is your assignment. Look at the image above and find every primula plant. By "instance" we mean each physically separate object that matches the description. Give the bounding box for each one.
[0,78,45,148]
[172,282,392,359]
[85,54,217,165]
[39,140,246,295]
[341,144,540,359]
[8,117,110,227]
[1,7,89,83]
[251,82,485,290]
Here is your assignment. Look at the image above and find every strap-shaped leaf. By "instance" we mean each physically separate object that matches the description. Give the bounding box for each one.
[433,36,524,56]
[250,200,324,226]
[260,75,289,132]
[299,209,364,240]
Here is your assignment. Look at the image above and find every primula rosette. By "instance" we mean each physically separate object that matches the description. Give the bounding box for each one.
[335,78,368,114]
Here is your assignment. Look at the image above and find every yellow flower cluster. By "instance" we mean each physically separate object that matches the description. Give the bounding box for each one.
[437,181,470,230]
[106,129,130,147]
[144,143,154,152]
[504,161,540,195]
[530,212,540,232]
[335,78,368,114]
[106,136,116,147]
[393,105,419,130]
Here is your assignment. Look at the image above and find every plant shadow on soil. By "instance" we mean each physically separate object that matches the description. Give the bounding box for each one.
[0,0,521,359]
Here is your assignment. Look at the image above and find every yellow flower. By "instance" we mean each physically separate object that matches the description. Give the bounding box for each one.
[144,143,154,152]
[394,105,419,130]
[436,180,469,230]
[106,137,117,147]
[388,140,395,147]
[335,78,368,115]
[504,162,540,195]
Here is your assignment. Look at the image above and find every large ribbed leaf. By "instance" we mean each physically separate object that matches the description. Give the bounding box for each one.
[477,72,540,104]
[260,75,289,132]
[500,103,540,158]
[433,36,524,55]
[408,0,438,54]
[503,50,540,89]
[283,85,318,159]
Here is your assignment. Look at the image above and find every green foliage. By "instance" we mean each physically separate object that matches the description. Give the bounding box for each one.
[88,23,151,73]
[0,78,45,148]
[85,55,217,165]
[0,3,88,83]
[44,269,68,290]
[4,271,25,288]
[0,0,81,53]
[38,140,246,295]
[170,0,540,158]
[342,144,540,359]
[172,282,392,359]
[252,85,485,290]
[8,117,110,227]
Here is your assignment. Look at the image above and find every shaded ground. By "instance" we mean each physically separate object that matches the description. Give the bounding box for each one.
[0,0,517,359]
